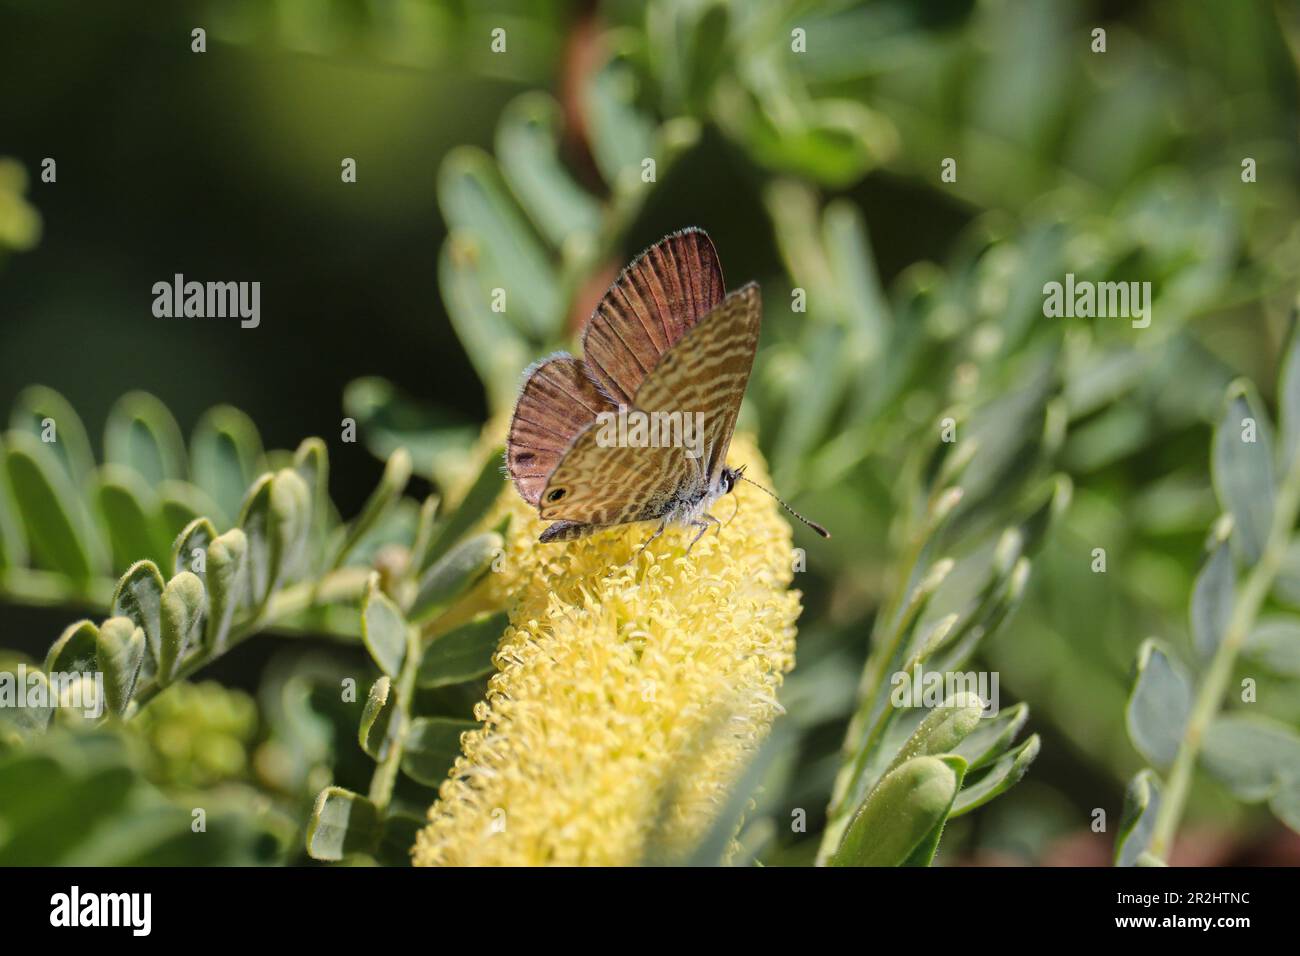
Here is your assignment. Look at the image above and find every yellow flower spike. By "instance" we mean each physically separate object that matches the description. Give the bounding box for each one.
[412,434,802,866]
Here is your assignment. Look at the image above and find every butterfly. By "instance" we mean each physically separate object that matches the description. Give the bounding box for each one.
[505,227,829,549]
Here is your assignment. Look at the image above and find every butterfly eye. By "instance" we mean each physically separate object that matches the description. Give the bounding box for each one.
[547,488,566,502]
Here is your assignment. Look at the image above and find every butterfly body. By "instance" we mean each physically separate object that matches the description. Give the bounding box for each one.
[505,229,827,548]
[536,462,742,544]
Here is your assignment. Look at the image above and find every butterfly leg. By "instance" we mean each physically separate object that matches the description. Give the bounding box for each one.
[722,495,741,529]
[623,520,667,566]
[685,514,721,554]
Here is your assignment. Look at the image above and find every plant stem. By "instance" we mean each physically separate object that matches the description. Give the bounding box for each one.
[1148,456,1300,859]
[364,568,485,812]
[817,492,947,864]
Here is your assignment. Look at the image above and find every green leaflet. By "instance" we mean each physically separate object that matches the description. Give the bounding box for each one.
[111,560,165,664]
[419,449,503,573]
[1201,714,1300,805]
[358,676,396,760]
[401,718,478,787]
[361,574,407,678]
[306,787,381,862]
[10,385,95,483]
[1126,639,1192,770]
[496,92,601,249]
[1243,616,1300,677]
[332,448,410,569]
[417,612,508,688]
[830,755,966,867]
[191,405,264,526]
[238,468,312,610]
[438,145,559,341]
[341,378,474,489]
[95,464,170,572]
[95,616,145,716]
[5,430,103,581]
[104,391,187,487]
[158,571,205,684]
[44,619,99,675]
[1211,382,1275,564]
[171,516,217,579]
[1190,522,1235,662]
[949,735,1040,817]
[409,532,502,622]
[205,528,246,651]
[1115,769,1163,867]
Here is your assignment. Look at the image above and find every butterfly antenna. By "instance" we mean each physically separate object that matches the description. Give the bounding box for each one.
[737,475,831,538]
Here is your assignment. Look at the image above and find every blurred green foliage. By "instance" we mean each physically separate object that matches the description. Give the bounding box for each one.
[3,0,1300,865]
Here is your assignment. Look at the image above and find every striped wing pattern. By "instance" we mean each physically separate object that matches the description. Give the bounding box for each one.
[539,283,761,526]
[580,227,725,406]
[506,354,615,506]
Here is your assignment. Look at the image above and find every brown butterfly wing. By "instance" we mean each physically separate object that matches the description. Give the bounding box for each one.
[580,227,725,406]
[539,284,761,527]
[506,355,615,506]
[538,440,689,529]
[668,282,760,484]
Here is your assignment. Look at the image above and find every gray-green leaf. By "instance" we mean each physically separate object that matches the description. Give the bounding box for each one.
[358,676,396,760]
[1115,768,1163,867]
[305,787,380,861]
[190,405,264,526]
[334,448,411,569]
[205,528,246,651]
[111,560,166,663]
[10,385,94,482]
[1278,313,1300,470]
[361,575,407,677]
[1211,382,1275,564]
[104,390,187,486]
[1201,714,1300,803]
[496,92,601,249]
[1190,526,1235,661]
[949,734,1040,817]
[1126,639,1192,769]
[45,620,99,675]
[171,516,217,579]
[401,717,477,786]
[5,430,101,581]
[420,449,505,573]
[341,378,474,488]
[952,702,1030,770]
[238,468,311,607]
[417,612,507,688]
[438,146,558,340]
[96,617,146,715]
[410,532,502,622]
[158,572,205,683]
[95,464,169,572]
[1243,616,1300,677]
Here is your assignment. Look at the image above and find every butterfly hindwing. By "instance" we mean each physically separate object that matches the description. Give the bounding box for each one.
[539,283,761,526]
[580,227,725,406]
[506,354,615,506]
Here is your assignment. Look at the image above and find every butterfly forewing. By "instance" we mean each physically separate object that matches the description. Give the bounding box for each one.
[581,227,725,406]
[539,283,762,523]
